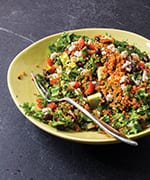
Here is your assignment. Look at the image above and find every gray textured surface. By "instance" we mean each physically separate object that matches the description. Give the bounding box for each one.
[0,0,150,180]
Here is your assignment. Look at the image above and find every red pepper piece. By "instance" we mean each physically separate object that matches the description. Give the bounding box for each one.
[50,78,58,85]
[74,82,80,89]
[47,58,53,66]
[85,82,95,95]
[48,65,56,74]
[78,38,85,49]
[36,98,43,109]
[47,102,57,110]
[88,44,96,50]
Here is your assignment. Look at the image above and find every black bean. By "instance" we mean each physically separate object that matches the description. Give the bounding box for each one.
[43,113,53,121]
[43,69,50,76]
[127,79,134,85]
[43,69,47,76]
[143,55,150,62]
[95,48,101,56]
[76,61,85,67]
[134,65,141,72]
[127,63,136,73]
[95,36,100,42]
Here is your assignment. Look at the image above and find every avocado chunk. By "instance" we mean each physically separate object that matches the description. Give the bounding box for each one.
[87,92,102,108]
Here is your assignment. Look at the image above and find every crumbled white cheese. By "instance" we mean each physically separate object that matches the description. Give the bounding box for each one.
[87,39,92,44]
[42,108,50,113]
[121,50,128,59]
[74,50,82,57]
[69,82,76,87]
[68,45,76,52]
[106,93,112,102]
[121,84,126,91]
[142,70,148,82]
[107,44,116,52]
[120,76,128,83]
[126,67,132,72]
[74,51,80,57]
[122,60,131,69]
[67,41,77,52]
[100,47,107,55]
[50,52,58,59]
[101,50,107,55]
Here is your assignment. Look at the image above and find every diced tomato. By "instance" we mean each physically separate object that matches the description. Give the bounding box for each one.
[48,65,56,74]
[88,44,96,50]
[138,61,150,72]
[74,82,80,89]
[50,78,58,85]
[78,38,85,49]
[47,102,57,110]
[47,58,53,66]
[147,89,150,93]
[138,61,145,70]
[36,98,43,109]
[85,82,95,95]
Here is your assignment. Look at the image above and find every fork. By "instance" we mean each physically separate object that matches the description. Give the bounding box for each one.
[31,73,138,146]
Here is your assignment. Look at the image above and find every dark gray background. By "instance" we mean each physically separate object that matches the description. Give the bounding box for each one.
[0,0,150,180]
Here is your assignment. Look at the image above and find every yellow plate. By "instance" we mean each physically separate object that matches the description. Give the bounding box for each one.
[7,28,150,144]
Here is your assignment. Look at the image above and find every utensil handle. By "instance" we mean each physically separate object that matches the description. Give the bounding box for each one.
[64,97,138,146]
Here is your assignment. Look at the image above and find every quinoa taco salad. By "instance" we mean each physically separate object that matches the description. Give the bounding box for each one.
[21,32,150,135]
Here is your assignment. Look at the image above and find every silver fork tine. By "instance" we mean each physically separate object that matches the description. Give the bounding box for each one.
[31,73,48,99]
